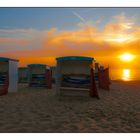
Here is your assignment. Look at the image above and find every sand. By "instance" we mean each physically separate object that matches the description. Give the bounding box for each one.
[0,81,139,133]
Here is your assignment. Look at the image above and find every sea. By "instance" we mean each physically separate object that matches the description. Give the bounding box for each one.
[110,69,140,81]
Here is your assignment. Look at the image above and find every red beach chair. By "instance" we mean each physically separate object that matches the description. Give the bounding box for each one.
[98,67,110,90]
[90,68,99,99]
[0,73,9,96]
[46,69,52,89]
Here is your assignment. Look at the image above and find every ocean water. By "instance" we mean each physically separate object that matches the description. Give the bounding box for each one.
[109,69,140,81]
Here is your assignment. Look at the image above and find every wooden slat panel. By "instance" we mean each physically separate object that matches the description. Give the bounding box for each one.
[60,86,89,91]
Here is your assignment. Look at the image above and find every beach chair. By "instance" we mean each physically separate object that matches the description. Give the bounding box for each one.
[28,64,52,88]
[56,56,99,98]
[90,68,99,98]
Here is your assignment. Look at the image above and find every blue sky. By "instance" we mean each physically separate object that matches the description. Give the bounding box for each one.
[0,8,140,30]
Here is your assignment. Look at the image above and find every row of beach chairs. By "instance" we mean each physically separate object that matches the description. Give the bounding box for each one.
[0,56,110,98]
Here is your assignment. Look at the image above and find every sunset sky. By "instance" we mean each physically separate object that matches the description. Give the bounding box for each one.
[0,8,140,68]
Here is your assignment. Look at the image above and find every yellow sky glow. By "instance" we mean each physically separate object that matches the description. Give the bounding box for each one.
[104,34,134,43]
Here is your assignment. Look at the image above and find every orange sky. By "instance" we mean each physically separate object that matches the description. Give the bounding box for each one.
[0,14,140,68]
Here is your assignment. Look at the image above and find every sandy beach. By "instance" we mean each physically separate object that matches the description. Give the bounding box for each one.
[0,81,139,133]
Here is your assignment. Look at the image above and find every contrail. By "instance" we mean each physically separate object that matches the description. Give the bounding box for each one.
[72,11,87,24]
[72,11,94,42]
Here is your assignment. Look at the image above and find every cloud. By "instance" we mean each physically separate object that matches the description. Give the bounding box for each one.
[0,28,43,52]
[0,13,140,68]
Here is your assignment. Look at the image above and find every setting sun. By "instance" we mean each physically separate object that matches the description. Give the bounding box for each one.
[119,53,135,62]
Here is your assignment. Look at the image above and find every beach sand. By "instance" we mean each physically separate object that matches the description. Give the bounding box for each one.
[0,81,139,133]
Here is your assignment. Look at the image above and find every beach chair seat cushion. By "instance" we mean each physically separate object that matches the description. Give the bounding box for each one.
[61,74,90,88]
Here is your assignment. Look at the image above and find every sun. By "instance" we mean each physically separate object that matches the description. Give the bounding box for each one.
[119,53,135,62]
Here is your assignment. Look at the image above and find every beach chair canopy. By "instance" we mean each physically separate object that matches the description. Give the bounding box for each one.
[28,64,47,67]
[28,64,51,69]
[0,57,18,62]
[56,56,94,75]
[56,56,94,61]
